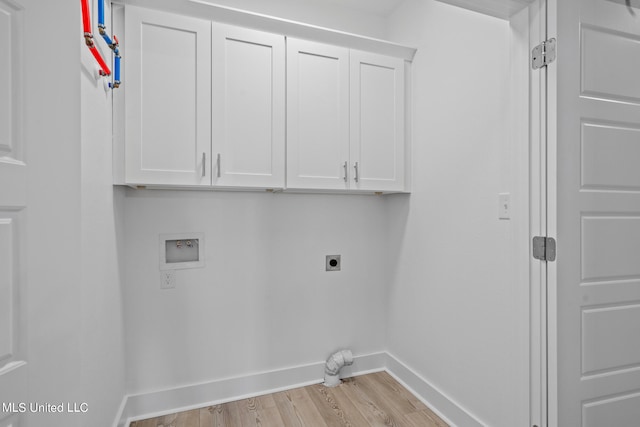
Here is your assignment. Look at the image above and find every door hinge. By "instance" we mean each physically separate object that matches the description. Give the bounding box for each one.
[532,38,556,69]
[533,236,556,262]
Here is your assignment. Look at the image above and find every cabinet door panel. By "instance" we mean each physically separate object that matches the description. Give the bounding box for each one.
[213,24,285,188]
[350,51,405,191]
[125,7,211,186]
[287,39,349,190]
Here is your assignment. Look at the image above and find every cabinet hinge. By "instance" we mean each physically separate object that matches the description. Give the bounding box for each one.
[532,38,556,69]
[533,236,556,262]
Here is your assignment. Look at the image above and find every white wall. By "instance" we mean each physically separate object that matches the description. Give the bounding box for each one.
[123,191,388,393]
[197,0,388,39]
[15,0,529,425]
[23,1,83,425]
[120,3,530,426]
[385,1,528,426]
[121,0,391,397]
[15,1,126,426]
[79,1,127,422]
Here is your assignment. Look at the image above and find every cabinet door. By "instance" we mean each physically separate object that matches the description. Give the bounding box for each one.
[287,39,349,190]
[212,24,285,188]
[350,51,405,192]
[125,7,211,186]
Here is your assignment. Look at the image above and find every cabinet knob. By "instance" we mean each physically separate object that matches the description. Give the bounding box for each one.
[217,153,221,178]
[343,161,348,182]
[354,162,359,183]
[202,152,206,177]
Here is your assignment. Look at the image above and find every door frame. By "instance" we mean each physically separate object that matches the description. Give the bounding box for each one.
[545,0,558,425]
[511,0,550,425]
[528,0,555,425]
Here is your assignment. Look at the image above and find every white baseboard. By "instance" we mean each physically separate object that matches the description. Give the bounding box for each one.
[113,395,129,427]
[384,352,487,427]
[115,351,386,427]
[114,351,485,427]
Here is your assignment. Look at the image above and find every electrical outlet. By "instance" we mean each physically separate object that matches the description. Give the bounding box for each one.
[326,255,341,271]
[160,270,175,289]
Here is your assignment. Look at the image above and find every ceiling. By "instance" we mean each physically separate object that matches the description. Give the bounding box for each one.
[321,0,406,16]
[192,0,407,18]
[434,0,534,19]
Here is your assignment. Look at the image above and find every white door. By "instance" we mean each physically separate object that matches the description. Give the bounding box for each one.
[125,6,211,186]
[350,50,405,192]
[549,0,640,425]
[286,38,349,190]
[212,23,285,189]
[0,0,28,425]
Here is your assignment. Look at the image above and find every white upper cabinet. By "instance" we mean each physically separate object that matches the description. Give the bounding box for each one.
[286,39,350,190]
[212,24,285,189]
[350,50,405,192]
[118,6,412,193]
[287,42,406,192]
[124,7,211,186]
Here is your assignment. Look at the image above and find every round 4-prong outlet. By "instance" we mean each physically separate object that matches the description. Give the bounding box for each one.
[325,255,341,271]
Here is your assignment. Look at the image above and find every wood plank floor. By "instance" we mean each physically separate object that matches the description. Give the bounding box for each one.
[130,372,448,427]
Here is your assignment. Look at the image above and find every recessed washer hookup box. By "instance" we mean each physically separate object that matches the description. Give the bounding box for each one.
[159,232,205,270]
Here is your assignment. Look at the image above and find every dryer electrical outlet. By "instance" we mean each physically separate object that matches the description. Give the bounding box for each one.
[326,255,341,271]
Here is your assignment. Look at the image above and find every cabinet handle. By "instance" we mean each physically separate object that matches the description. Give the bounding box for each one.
[354,162,359,183]
[343,161,348,182]
[217,153,221,178]
[202,152,206,177]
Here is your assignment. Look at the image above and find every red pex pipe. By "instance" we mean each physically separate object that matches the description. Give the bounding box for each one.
[81,0,111,76]
[89,46,111,75]
[81,0,91,33]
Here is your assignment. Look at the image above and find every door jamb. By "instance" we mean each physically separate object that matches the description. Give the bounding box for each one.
[511,0,549,425]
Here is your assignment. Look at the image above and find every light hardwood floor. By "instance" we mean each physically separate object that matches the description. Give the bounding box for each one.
[130,371,448,427]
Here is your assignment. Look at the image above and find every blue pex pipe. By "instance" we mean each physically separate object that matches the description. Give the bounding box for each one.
[101,32,114,47]
[98,0,105,27]
[114,55,121,83]
[95,0,122,89]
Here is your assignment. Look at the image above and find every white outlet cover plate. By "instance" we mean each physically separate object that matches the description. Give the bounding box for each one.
[160,270,176,289]
[498,193,511,220]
